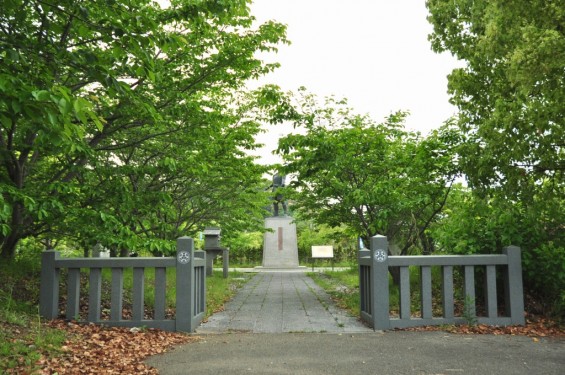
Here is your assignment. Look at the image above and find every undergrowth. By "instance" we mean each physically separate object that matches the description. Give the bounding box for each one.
[0,258,67,373]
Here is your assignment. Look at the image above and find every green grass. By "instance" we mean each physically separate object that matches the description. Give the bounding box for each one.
[0,317,67,372]
[103,268,251,318]
[309,266,425,316]
[226,261,260,268]
[99,268,249,317]
[0,259,67,373]
[206,271,249,317]
[309,269,360,315]
[304,259,357,268]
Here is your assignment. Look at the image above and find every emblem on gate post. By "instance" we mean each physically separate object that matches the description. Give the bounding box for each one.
[374,249,387,262]
[178,251,191,264]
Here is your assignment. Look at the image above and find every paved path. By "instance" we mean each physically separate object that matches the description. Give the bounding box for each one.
[197,272,371,334]
[147,271,565,374]
[147,332,565,374]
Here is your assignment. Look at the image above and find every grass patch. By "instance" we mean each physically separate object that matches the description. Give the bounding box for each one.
[0,259,67,373]
[310,266,500,320]
[309,269,360,315]
[93,267,250,319]
[0,317,67,373]
[206,271,249,317]
[309,267,418,316]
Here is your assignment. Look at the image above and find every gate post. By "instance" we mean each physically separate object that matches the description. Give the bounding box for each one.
[176,237,195,332]
[370,235,390,330]
[40,250,60,319]
[503,246,525,325]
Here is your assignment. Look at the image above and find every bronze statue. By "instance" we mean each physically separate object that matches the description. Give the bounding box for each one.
[271,173,288,216]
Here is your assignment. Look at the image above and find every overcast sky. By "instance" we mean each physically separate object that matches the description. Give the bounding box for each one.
[247,0,463,165]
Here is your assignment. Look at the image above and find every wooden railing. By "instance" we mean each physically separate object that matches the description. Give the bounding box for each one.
[359,235,525,330]
[40,237,205,332]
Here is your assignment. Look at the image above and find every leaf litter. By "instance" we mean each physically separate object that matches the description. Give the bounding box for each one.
[12,320,199,375]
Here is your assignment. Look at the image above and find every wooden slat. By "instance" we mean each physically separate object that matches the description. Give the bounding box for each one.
[399,267,411,320]
[154,268,167,321]
[485,265,498,318]
[111,268,124,321]
[88,268,102,322]
[420,266,432,319]
[132,268,145,321]
[464,266,476,318]
[66,268,81,320]
[442,266,454,319]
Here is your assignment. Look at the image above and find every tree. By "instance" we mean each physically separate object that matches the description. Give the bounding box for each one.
[431,183,565,317]
[427,0,565,316]
[426,0,564,198]
[222,230,264,265]
[295,218,357,263]
[55,89,278,257]
[0,0,288,259]
[276,91,460,258]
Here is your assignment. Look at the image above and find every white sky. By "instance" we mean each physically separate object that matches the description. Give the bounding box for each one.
[247,0,463,165]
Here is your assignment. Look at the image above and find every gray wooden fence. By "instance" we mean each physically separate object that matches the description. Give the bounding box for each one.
[40,237,206,332]
[359,235,525,330]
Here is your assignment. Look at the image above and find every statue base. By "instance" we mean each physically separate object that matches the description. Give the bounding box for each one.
[261,216,300,268]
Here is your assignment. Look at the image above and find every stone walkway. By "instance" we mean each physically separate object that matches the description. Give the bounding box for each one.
[197,272,371,333]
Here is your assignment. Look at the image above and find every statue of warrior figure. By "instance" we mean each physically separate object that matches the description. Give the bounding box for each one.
[271,173,288,217]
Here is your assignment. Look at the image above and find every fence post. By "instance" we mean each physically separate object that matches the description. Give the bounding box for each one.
[39,250,60,319]
[193,250,206,323]
[176,237,195,332]
[358,245,370,324]
[223,248,229,279]
[503,246,525,325]
[370,235,390,330]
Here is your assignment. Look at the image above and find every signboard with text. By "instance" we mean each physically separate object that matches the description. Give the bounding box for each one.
[311,246,334,258]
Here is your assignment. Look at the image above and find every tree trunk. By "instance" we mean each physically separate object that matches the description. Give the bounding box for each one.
[0,202,25,260]
[0,232,20,260]
[389,266,401,286]
[419,231,435,255]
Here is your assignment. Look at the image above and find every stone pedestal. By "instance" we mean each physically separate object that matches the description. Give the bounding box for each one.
[261,216,300,268]
[204,248,222,276]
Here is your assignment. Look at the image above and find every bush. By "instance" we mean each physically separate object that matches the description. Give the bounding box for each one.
[522,243,565,320]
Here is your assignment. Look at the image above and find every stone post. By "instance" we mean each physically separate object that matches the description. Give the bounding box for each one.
[39,250,60,319]
[175,237,194,332]
[503,246,525,325]
[370,235,390,330]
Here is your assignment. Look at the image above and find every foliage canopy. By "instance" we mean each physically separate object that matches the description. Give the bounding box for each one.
[0,0,288,259]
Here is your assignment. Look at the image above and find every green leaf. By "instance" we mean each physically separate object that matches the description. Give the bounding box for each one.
[32,90,51,101]
[58,97,72,116]
[47,110,58,126]
[11,100,21,113]
[0,114,12,128]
